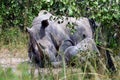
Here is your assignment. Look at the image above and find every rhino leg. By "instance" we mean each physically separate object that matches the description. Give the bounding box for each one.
[59,40,74,53]
[44,40,75,68]
[57,40,74,60]
[64,38,100,63]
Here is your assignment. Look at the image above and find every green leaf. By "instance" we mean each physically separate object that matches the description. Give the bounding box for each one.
[102,0,106,2]
[68,8,73,16]
[0,16,3,24]
[94,1,98,5]
[50,0,53,5]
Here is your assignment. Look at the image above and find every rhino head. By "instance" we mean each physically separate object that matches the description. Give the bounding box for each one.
[26,19,50,67]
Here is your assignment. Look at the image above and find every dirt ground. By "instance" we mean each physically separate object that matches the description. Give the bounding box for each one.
[0,48,80,75]
[0,48,63,75]
[0,48,28,68]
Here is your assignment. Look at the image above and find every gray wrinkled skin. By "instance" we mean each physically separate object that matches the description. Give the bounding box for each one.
[64,38,100,63]
[71,18,93,44]
[27,10,99,67]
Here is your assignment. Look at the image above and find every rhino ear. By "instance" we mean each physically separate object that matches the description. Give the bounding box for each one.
[26,27,31,33]
[41,19,49,28]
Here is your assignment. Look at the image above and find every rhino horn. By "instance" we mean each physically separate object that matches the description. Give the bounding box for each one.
[35,40,44,58]
[29,31,44,58]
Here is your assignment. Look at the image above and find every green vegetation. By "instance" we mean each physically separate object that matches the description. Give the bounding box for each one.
[0,0,120,80]
[0,0,120,51]
[0,55,120,80]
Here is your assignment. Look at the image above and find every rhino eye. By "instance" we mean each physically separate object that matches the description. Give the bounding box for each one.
[39,43,45,49]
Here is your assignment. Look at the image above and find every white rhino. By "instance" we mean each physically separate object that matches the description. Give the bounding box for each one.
[26,10,99,67]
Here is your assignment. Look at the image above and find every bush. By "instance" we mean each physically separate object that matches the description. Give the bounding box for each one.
[0,0,120,52]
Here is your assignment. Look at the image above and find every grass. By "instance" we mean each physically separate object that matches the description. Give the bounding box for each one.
[0,28,120,80]
[0,27,28,58]
[1,59,120,80]
[0,52,120,80]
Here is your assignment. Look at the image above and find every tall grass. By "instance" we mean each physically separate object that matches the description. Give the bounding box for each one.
[0,28,120,80]
[0,27,28,49]
[0,52,119,80]
[0,27,28,58]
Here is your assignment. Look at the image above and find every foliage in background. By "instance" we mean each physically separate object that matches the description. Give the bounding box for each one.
[0,0,120,51]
